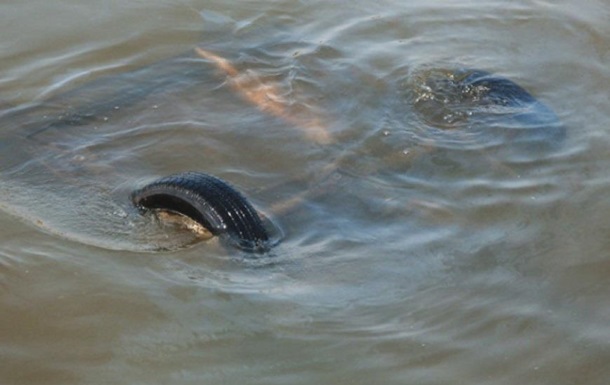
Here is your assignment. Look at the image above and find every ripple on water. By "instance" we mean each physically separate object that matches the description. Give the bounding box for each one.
[1,1,609,383]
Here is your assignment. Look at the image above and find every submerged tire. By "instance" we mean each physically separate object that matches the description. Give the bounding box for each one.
[407,68,566,152]
[131,171,270,252]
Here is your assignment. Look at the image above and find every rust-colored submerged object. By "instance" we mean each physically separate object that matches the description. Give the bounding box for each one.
[194,47,332,145]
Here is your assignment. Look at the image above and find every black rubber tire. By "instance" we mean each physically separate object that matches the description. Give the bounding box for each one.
[408,68,566,152]
[131,171,270,252]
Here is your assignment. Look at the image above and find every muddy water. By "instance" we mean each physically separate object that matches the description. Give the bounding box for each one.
[1,0,610,384]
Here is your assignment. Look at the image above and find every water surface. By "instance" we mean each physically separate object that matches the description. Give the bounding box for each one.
[1,0,610,384]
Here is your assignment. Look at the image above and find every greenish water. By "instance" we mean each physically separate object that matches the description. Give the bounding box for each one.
[1,0,609,384]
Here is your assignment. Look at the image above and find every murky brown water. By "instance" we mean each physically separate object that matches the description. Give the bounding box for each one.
[1,0,610,384]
